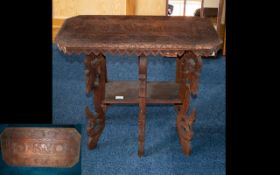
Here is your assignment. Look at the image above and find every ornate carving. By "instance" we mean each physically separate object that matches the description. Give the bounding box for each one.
[84,53,107,150]
[84,53,103,94]
[182,51,202,96]
[176,105,197,155]
[176,51,202,155]
[55,16,222,57]
[85,106,105,149]
[0,128,81,167]
[55,15,221,156]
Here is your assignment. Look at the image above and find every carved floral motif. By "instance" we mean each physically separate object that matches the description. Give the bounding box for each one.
[176,51,202,155]
[84,53,106,150]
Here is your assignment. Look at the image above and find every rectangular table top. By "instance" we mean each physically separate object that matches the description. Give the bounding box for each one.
[55,15,222,56]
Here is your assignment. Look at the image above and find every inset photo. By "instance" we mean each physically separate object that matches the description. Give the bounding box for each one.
[0,124,81,175]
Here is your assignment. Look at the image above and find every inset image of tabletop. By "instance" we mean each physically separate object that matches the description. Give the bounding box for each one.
[0,124,81,175]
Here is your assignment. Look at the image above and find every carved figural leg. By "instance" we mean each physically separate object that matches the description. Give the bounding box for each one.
[176,51,202,155]
[84,53,107,149]
[138,55,147,157]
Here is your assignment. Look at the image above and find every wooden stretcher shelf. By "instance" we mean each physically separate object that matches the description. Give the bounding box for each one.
[104,81,182,104]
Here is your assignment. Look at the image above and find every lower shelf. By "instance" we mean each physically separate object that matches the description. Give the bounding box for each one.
[104,81,182,104]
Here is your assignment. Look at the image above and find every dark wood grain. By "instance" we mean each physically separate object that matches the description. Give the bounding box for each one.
[55,15,220,157]
[104,81,181,104]
[138,55,147,157]
[55,15,222,57]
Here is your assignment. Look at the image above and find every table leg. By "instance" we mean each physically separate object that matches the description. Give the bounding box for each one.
[84,53,107,149]
[176,51,202,155]
[176,57,182,83]
[104,56,108,82]
[175,57,183,112]
[138,55,147,157]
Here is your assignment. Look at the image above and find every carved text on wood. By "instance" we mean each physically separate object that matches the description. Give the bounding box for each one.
[0,127,81,167]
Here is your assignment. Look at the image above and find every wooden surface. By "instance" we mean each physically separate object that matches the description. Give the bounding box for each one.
[138,55,147,156]
[216,0,225,37]
[104,81,181,104]
[201,0,205,18]
[56,15,221,157]
[0,127,81,167]
[176,51,202,155]
[135,0,166,16]
[126,0,136,15]
[53,0,79,18]
[53,18,65,42]
[55,15,222,56]
[84,53,107,150]
[223,28,226,55]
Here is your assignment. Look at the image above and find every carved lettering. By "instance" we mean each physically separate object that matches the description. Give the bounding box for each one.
[33,143,52,154]
[0,128,81,167]
[12,142,26,153]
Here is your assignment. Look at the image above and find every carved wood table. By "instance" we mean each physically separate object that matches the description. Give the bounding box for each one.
[55,15,222,157]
